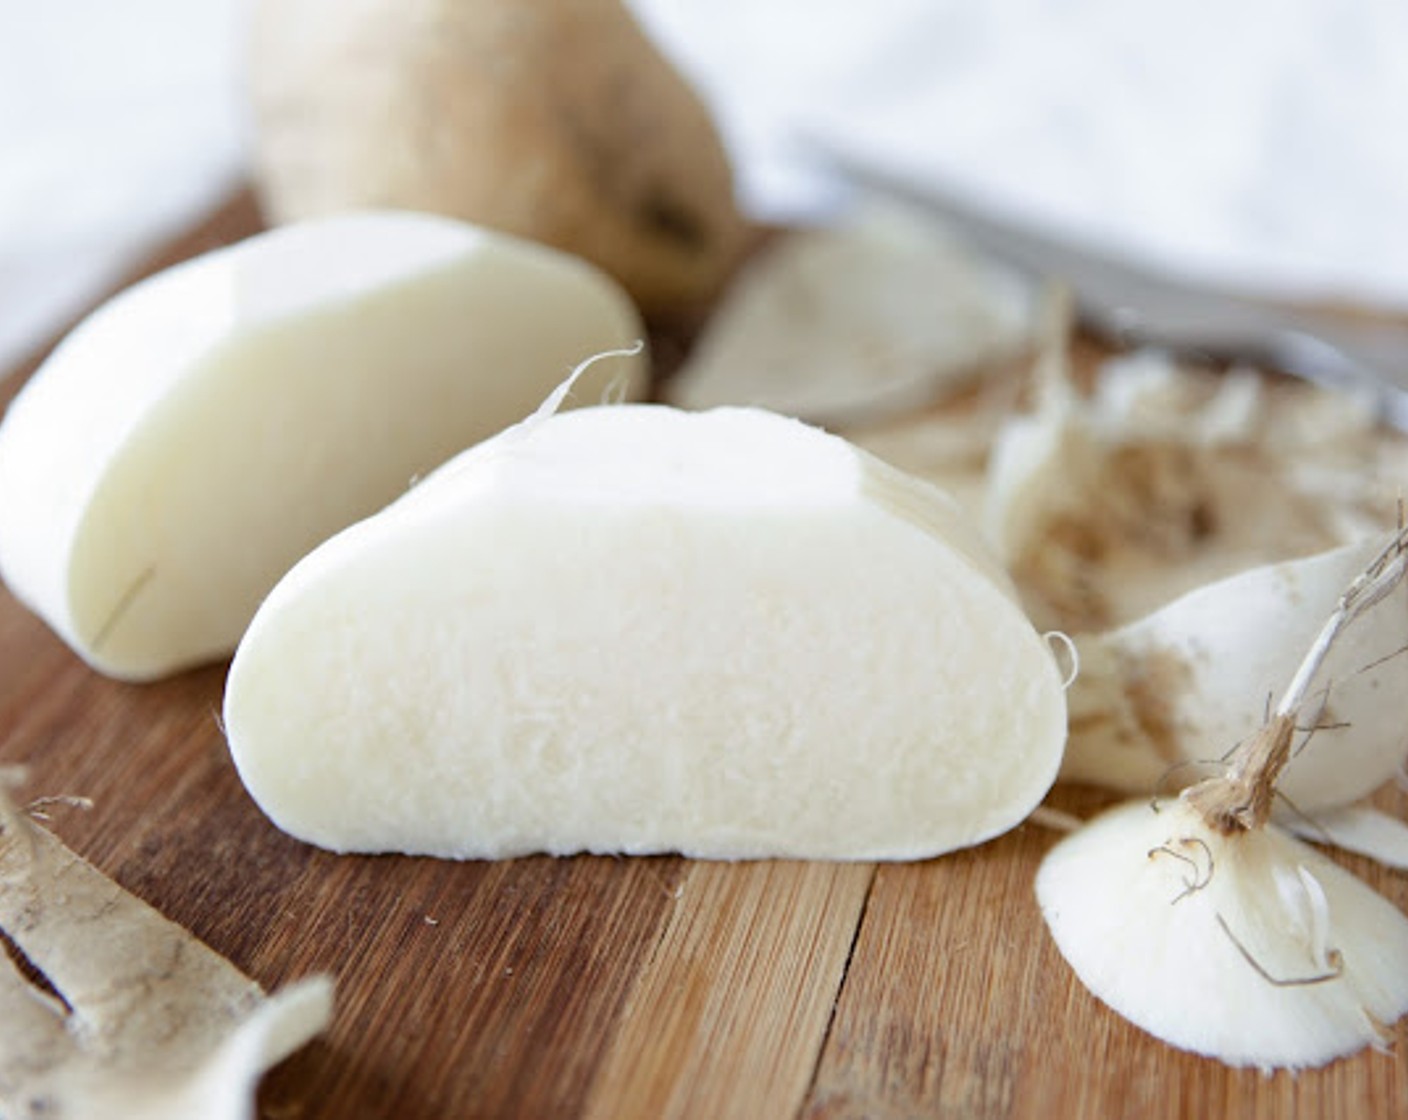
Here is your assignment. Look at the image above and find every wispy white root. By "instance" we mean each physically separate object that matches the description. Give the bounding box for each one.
[1043,630,1079,690]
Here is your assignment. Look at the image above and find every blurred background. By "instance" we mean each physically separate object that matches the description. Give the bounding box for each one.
[3,0,1406,373]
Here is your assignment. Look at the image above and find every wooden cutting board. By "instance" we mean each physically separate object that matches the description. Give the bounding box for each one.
[1,194,1405,1120]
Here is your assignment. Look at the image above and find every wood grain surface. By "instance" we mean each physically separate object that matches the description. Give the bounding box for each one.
[1,193,1406,1119]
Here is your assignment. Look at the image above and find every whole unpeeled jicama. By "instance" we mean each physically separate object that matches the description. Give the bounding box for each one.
[223,403,1068,860]
[248,0,751,315]
[0,211,645,681]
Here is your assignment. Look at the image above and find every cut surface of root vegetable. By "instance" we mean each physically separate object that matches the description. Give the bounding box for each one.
[1039,529,1408,1070]
[1036,797,1408,1071]
[1064,534,1408,809]
[0,777,332,1118]
[664,203,1033,425]
[0,210,645,681]
[223,403,1068,860]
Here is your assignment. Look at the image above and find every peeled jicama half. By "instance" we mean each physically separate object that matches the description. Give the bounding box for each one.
[1036,797,1408,1071]
[1064,536,1408,811]
[223,404,1068,860]
[0,211,645,681]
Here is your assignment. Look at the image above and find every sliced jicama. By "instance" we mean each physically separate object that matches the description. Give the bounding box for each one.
[223,403,1068,860]
[0,211,645,681]
[1036,796,1408,1071]
[1063,535,1408,810]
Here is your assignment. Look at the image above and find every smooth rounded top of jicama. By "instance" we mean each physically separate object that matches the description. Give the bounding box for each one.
[400,403,1022,600]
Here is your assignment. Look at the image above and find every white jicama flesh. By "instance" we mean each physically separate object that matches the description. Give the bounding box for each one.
[223,404,1068,860]
[0,211,646,681]
[1036,797,1408,1071]
[1064,536,1408,810]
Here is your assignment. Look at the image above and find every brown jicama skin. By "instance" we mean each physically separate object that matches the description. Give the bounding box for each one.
[0,775,331,1118]
[248,0,752,315]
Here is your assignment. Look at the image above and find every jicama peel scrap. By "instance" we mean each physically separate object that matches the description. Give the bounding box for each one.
[984,343,1396,633]
[0,210,645,681]
[0,778,332,1118]
[1038,530,1408,1070]
[664,203,1033,424]
[1064,536,1408,810]
[223,403,1068,860]
[1281,805,1408,871]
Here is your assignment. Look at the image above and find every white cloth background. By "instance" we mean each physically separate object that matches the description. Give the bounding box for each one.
[0,0,246,372]
[2,0,1405,373]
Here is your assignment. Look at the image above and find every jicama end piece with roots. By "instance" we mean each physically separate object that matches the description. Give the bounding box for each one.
[1038,529,1408,1071]
[1037,797,1408,1071]
[223,403,1068,860]
[0,211,645,681]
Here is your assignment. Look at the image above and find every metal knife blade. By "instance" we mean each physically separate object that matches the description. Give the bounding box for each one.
[812,144,1408,430]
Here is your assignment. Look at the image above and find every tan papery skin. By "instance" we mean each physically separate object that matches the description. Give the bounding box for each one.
[248,0,752,316]
[0,774,331,1119]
